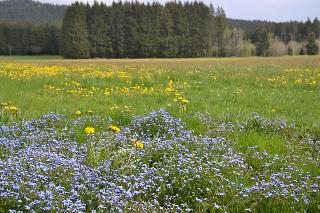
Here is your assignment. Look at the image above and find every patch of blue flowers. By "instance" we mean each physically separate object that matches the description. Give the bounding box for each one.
[0,110,319,212]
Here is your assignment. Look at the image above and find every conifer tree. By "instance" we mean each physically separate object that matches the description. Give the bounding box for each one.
[215,7,227,57]
[87,2,113,58]
[110,2,125,58]
[288,46,293,56]
[0,24,7,55]
[306,33,319,55]
[60,2,90,59]
[159,7,176,57]
[252,27,270,56]
[123,2,139,57]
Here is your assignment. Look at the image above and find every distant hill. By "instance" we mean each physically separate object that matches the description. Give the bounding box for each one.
[0,0,66,24]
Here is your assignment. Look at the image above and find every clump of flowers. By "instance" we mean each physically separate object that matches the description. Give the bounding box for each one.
[133,140,144,149]
[0,109,318,212]
[0,102,20,121]
[85,127,95,134]
[108,124,120,133]
[181,98,189,104]
[128,108,191,140]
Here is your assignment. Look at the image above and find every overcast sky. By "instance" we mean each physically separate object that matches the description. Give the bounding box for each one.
[38,0,320,22]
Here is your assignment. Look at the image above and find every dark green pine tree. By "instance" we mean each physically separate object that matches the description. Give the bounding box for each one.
[4,24,16,56]
[87,2,113,58]
[311,18,320,38]
[288,46,293,56]
[306,33,319,55]
[207,3,216,57]
[0,23,7,55]
[60,2,90,59]
[166,1,189,57]
[252,27,270,56]
[123,2,140,57]
[189,2,210,57]
[145,2,161,57]
[215,7,227,57]
[135,3,151,57]
[110,2,125,58]
[159,6,176,57]
[48,25,60,55]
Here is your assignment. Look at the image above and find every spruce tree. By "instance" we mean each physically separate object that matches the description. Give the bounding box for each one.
[60,2,90,59]
[306,33,319,55]
[159,7,176,57]
[0,24,7,55]
[123,2,139,57]
[252,27,270,56]
[288,46,293,56]
[215,7,227,57]
[299,48,305,55]
[87,2,113,58]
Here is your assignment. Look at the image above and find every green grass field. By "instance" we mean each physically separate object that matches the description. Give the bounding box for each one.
[0,56,319,212]
[1,56,320,129]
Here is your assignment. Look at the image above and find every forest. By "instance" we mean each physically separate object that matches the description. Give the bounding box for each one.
[0,0,319,58]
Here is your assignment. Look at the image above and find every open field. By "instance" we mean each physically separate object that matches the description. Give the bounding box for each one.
[0,56,319,211]
[1,56,320,129]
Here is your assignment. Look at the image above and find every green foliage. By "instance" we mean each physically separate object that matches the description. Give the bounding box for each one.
[59,2,90,59]
[299,48,305,55]
[288,46,293,56]
[59,1,219,59]
[0,23,59,56]
[1,0,320,58]
[215,7,228,57]
[87,2,113,58]
[252,27,270,56]
[0,0,66,24]
[306,33,319,55]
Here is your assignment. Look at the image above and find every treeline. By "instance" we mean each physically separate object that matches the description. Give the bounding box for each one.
[0,23,60,55]
[60,1,226,58]
[230,18,320,43]
[0,0,319,58]
[59,1,320,58]
[229,18,320,56]
[248,18,320,56]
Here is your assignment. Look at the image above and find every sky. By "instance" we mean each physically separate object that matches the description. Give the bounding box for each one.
[38,0,320,22]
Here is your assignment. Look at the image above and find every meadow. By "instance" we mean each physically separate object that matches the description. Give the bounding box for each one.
[0,56,319,212]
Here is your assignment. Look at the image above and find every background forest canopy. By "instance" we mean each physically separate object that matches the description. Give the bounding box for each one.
[0,0,319,58]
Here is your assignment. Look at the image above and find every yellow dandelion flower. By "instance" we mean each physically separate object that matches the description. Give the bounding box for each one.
[181,99,189,104]
[134,141,144,149]
[271,109,276,113]
[87,109,94,114]
[9,106,18,111]
[75,110,81,116]
[1,102,9,108]
[85,127,95,134]
[108,125,120,133]
[165,88,173,92]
